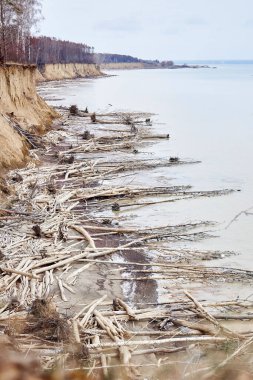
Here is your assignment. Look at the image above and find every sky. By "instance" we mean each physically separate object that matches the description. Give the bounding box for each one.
[40,0,253,61]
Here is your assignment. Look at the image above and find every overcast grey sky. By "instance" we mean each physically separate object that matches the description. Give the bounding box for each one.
[40,0,253,60]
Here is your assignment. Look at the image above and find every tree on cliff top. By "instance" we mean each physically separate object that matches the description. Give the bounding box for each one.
[0,0,94,65]
[0,0,42,63]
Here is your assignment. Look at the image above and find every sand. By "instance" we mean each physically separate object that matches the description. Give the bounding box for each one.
[37,63,103,81]
[0,64,58,172]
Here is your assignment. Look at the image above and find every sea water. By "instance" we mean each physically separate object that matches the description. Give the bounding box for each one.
[39,65,253,272]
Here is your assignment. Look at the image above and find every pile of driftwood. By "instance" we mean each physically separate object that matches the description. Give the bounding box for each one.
[0,107,252,379]
[0,293,252,379]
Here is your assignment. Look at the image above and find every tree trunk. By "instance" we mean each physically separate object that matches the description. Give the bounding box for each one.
[0,0,7,63]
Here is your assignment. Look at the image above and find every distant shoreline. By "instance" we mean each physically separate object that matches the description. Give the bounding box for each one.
[100,62,213,70]
[175,60,253,65]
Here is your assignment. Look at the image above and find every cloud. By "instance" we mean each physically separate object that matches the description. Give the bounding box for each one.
[163,26,180,35]
[95,17,141,33]
[41,0,253,60]
[184,16,207,26]
[244,19,253,27]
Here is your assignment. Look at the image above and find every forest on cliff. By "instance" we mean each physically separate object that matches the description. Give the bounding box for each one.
[0,0,172,67]
[0,0,94,64]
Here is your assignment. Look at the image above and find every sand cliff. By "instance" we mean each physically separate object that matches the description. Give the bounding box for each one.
[0,62,103,173]
[0,64,58,171]
[37,63,103,81]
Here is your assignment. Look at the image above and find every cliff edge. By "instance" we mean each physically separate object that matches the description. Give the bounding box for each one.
[37,63,103,81]
[0,64,58,171]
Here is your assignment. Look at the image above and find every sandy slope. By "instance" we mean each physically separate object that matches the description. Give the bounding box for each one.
[37,63,103,81]
[0,64,58,171]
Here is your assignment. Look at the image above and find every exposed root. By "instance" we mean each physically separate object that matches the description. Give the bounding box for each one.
[26,298,71,342]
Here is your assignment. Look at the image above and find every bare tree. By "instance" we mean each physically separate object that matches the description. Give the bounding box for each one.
[0,0,42,63]
[0,0,21,62]
[15,0,42,62]
[29,36,95,66]
[0,1,94,65]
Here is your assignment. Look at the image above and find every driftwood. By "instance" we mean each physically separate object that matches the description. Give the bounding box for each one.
[0,106,251,377]
[70,225,97,251]
[87,336,228,350]
[184,290,245,339]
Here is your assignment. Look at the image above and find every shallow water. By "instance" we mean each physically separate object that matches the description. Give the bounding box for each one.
[39,65,253,271]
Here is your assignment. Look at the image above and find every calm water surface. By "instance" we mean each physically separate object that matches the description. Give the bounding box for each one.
[40,65,253,271]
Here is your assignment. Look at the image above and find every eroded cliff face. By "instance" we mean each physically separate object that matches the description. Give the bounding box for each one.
[0,64,57,131]
[38,63,103,81]
[0,64,58,172]
[0,115,29,170]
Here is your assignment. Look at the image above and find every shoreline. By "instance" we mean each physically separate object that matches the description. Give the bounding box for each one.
[100,62,213,70]
[0,84,253,377]
[0,63,104,182]
[36,63,104,82]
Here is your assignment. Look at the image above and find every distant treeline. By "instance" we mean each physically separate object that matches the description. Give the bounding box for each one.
[95,53,147,64]
[95,53,174,67]
[2,30,95,65]
[30,37,95,66]
[3,34,95,65]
